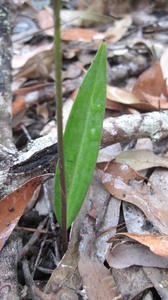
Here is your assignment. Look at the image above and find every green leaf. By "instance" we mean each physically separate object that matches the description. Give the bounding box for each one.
[54,43,107,228]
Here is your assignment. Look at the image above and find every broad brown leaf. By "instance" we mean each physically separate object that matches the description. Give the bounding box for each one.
[97,162,168,235]
[0,176,48,251]
[109,233,168,258]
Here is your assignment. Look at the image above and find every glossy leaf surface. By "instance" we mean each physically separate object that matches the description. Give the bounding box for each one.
[55,43,106,228]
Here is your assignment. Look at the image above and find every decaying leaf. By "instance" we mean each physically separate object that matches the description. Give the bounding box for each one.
[96,196,121,262]
[38,6,54,36]
[106,242,168,268]
[104,15,132,43]
[78,255,122,300]
[107,85,140,104]
[61,9,114,26]
[0,175,48,251]
[133,62,166,100]
[107,85,156,111]
[160,47,168,97]
[143,267,168,299]
[12,43,53,70]
[14,49,53,79]
[62,28,99,42]
[108,233,168,258]
[97,143,121,163]
[112,266,152,300]
[38,7,99,41]
[106,99,127,111]
[97,161,144,183]
[97,161,168,235]
[38,7,113,31]
[123,202,153,235]
[115,149,168,171]
[139,91,168,110]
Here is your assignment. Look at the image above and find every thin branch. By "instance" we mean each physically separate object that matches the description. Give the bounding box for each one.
[52,0,68,251]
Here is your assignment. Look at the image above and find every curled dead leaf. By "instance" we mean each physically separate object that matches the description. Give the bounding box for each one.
[108,233,168,258]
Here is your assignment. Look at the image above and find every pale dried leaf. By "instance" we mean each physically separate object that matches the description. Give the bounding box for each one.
[61,9,113,26]
[123,202,154,234]
[105,15,132,43]
[97,143,121,163]
[115,149,168,171]
[78,255,122,300]
[107,85,155,111]
[110,233,168,258]
[160,48,168,81]
[107,85,141,105]
[96,197,121,261]
[112,267,152,300]
[38,7,54,36]
[106,242,168,268]
[143,267,168,299]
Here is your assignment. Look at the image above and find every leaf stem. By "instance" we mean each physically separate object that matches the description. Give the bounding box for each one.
[52,0,68,252]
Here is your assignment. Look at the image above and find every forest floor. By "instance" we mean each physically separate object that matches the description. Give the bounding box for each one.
[1,0,168,299]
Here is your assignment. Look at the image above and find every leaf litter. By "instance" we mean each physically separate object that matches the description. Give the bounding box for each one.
[6,0,168,299]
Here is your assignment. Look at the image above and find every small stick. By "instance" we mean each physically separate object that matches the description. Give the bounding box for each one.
[22,258,37,300]
[18,239,37,300]
[18,217,48,261]
[16,226,47,234]
[37,266,53,274]
[21,124,32,142]
[32,225,49,278]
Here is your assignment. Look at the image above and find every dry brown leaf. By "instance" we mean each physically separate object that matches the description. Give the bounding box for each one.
[15,49,53,79]
[123,202,152,235]
[78,255,122,300]
[13,82,51,97]
[143,267,168,299]
[97,161,168,235]
[112,267,152,300]
[38,6,54,36]
[107,85,156,112]
[104,15,132,43]
[12,83,54,119]
[97,161,144,183]
[38,6,99,41]
[38,7,112,36]
[62,28,98,42]
[60,9,113,26]
[106,99,127,111]
[115,149,168,171]
[12,43,53,70]
[106,242,168,268]
[0,176,48,251]
[133,62,167,100]
[107,85,141,105]
[35,287,78,300]
[109,233,168,258]
[140,91,168,110]
[97,143,121,163]
[12,96,27,117]
[160,48,168,97]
